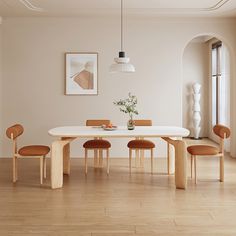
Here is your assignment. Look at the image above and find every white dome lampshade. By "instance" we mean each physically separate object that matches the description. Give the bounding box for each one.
[109,0,135,74]
[109,51,135,73]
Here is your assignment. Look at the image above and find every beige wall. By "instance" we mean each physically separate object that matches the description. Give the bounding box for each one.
[182,42,209,137]
[1,16,236,157]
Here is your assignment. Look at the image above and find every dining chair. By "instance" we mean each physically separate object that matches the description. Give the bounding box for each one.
[6,124,50,184]
[127,120,155,173]
[83,120,111,175]
[187,124,230,184]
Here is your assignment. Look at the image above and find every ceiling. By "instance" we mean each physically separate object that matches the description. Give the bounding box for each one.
[0,0,236,17]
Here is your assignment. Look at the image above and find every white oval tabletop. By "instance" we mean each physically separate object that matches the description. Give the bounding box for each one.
[48,126,190,138]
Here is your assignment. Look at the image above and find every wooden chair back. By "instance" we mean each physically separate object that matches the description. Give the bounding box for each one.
[6,124,24,140]
[213,124,230,154]
[6,124,24,156]
[133,120,152,126]
[86,120,110,126]
[213,124,230,139]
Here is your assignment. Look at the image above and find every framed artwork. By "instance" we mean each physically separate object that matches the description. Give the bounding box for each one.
[65,52,98,95]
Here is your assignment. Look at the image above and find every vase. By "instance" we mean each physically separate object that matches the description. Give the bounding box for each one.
[127,119,135,130]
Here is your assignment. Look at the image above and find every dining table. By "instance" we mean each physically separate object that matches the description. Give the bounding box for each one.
[48,126,190,189]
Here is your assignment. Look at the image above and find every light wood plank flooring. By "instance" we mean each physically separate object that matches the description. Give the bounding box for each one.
[0,138,236,235]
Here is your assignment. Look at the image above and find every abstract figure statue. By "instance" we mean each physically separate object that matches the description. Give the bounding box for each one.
[192,83,201,139]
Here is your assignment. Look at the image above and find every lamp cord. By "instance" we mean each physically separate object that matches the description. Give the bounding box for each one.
[121,0,123,52]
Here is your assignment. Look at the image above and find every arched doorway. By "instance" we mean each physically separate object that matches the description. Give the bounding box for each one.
[182,35,231,152]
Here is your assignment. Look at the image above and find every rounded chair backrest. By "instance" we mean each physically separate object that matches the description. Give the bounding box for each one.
[133,120,152,126]
[213,124,230,139]
[6,124,24,139]
[86,120,110,126]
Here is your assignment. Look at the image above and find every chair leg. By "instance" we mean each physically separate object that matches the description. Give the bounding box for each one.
[13,156,17,183]
[220,154,224,182]
[190,155,193,179]
[106,149,110,175]
[43,156,47,179]
[151,149,153,174]
[15,156,18,181]
[40,156,43,185]
[94,150,98,167]
[85,149,88,175]
[194,155,197,184]
[135,149,140,168]
[99,149,103,167]
[140,149,144,167]
[129,149,132,173]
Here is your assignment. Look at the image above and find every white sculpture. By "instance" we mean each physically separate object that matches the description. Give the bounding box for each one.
[192,83,201,139]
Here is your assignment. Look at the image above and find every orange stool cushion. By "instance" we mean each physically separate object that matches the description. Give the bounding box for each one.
[127,140,155,149]
[18,145,50,156]
[83,140,111,149]
[187,145,219,156]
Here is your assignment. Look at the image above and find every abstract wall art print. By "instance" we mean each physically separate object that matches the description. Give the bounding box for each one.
[65,53,98,95]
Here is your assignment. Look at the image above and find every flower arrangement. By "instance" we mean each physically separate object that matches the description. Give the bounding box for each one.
[114,93,138,129]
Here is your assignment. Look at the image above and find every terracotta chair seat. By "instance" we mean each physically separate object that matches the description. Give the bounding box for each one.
[18,145,50,156]
[83,140,111,149]
[187,145,219,156]
[127,140,155,149]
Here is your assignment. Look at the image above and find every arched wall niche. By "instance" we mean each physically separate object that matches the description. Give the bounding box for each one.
[181,32,236,157]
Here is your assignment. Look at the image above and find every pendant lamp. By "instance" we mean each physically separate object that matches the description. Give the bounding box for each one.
[109,0,135,73]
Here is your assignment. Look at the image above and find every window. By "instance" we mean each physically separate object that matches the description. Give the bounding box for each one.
[211,40,230,151]
[211,41,222,125]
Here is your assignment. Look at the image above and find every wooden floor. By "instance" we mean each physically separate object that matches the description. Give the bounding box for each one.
[1,139,236,235]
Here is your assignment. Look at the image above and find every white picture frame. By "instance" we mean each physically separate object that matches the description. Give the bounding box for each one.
[65,52,98,95]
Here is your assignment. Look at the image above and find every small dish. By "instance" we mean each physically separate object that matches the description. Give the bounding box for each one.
[103,126,117,131]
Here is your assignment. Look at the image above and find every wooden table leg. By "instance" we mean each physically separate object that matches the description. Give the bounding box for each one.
[167,142,175,175]
[51,138,75,189]
[62,138,70,175]
[167,143,170,174]
[51,140,64,189]
[162,137,187,189]
[174,139,187,189]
